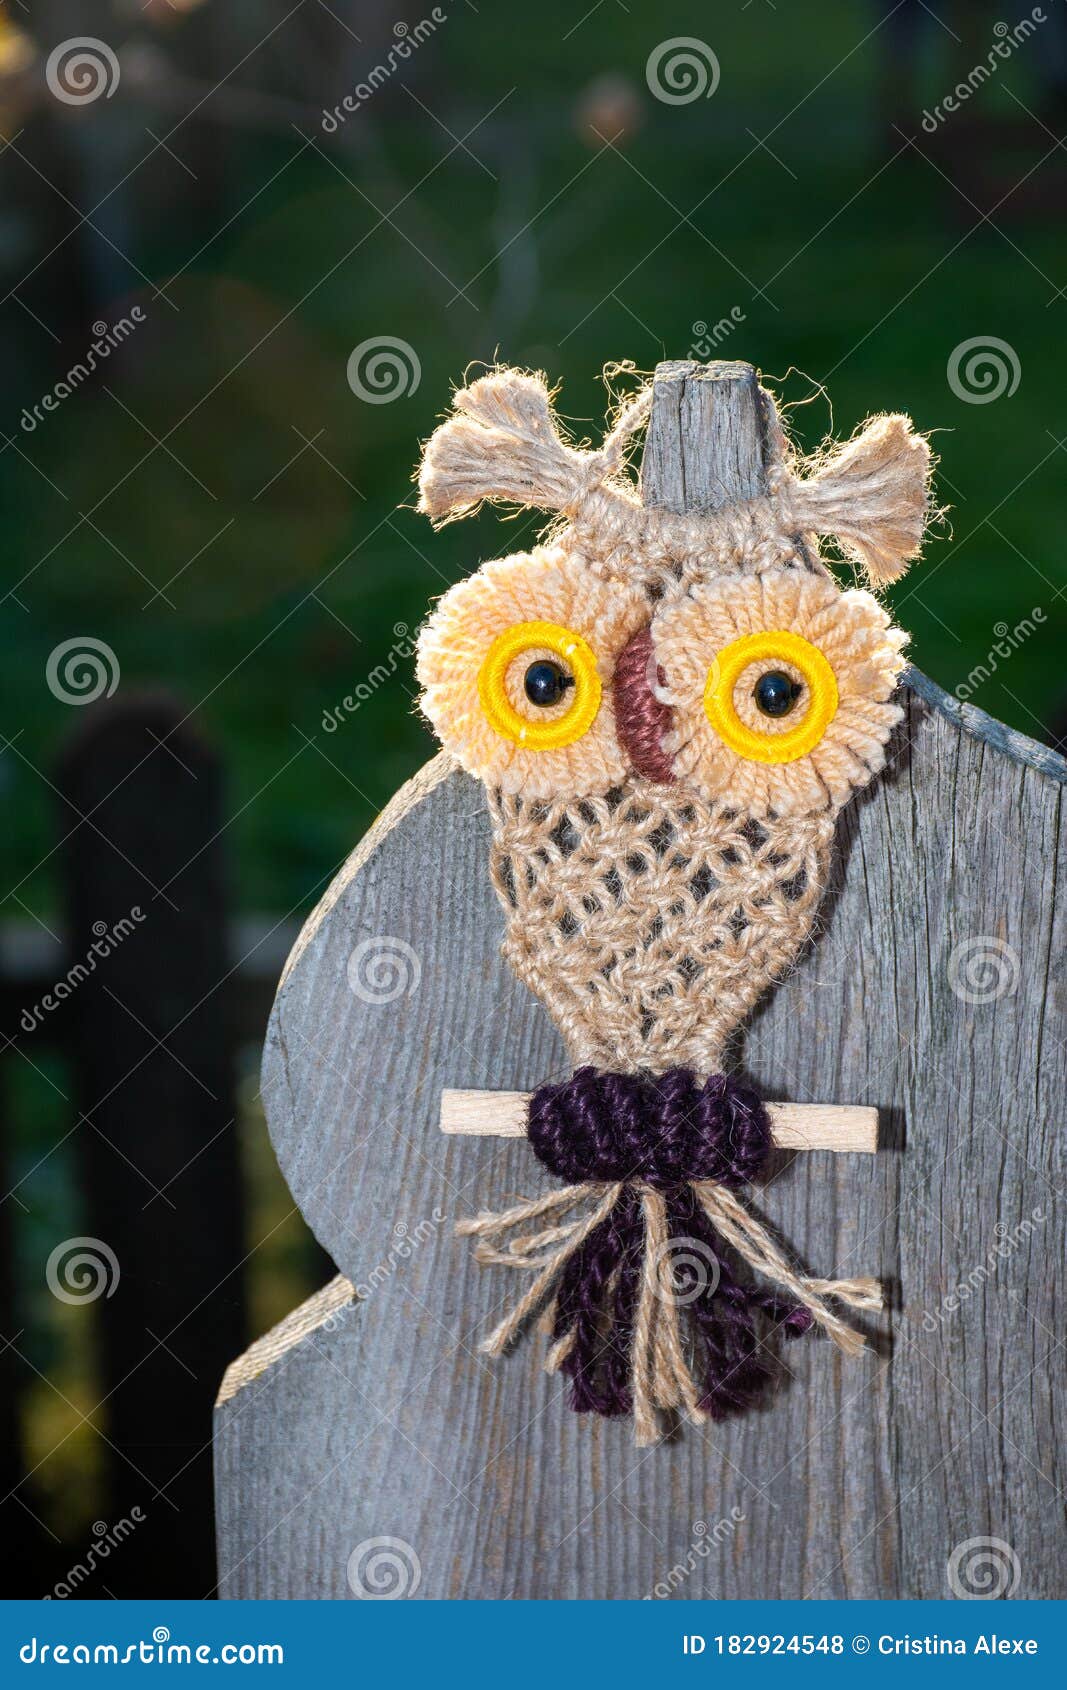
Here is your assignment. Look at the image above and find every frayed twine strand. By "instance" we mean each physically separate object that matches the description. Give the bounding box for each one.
[455,1068,882,1446]
[457,1178,880,1448]
[416,365,937,589]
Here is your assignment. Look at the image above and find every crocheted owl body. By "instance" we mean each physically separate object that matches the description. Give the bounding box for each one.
[487,784,835,1074]
[414,368,929,1074]
[412,364,935,1442]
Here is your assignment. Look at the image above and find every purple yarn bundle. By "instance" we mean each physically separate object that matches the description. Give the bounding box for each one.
[527,1067,813,1421]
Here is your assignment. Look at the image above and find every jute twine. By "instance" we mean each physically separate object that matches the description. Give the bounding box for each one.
[489,781,835,1075]
[417,365,936,593]
[458,1179,881,1448]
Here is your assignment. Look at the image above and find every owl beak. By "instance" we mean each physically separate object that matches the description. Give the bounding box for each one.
[613,626,675,785]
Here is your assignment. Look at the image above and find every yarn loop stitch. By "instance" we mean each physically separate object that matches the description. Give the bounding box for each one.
[528,1066,771,1188]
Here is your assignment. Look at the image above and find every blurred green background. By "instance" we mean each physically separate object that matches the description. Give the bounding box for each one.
[1,0,1065,1593]
[4,1,1067,905]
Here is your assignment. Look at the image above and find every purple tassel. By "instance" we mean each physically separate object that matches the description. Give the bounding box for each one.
[527,1068,812,1422]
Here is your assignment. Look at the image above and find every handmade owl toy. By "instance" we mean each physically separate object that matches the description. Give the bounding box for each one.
[414,363,934,1445]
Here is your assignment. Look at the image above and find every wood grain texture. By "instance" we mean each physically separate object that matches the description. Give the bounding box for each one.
[215,361,1067,1601]
[640,359,770,511]
[440,1090,879,1152]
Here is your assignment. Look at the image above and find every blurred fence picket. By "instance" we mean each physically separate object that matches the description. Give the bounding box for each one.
[49,696,247,1594]
[210,361,1067,1600]
[0,689,316,1594]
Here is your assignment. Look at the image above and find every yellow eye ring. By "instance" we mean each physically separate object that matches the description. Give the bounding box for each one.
[478,619,602,750]
[704,629,838,765]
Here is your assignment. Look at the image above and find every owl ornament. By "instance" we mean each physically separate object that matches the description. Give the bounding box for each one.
[415,365,934,1445]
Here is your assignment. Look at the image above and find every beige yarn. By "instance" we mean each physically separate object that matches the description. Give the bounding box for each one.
[656,571,909,817]
[414,361,925,1436]
[415,363,931,1067]
[416,543,648,800]
[417,366,935,592]
[488,778,834,1075]
[459,1176,882,1447]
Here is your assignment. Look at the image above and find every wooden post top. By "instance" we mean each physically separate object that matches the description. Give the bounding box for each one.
[641,358,771,512]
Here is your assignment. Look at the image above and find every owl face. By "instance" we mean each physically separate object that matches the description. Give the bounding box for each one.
[417,545,907,816]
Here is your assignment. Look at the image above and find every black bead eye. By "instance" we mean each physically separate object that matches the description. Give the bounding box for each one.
[753,670,802,718]
[524,660,574,708]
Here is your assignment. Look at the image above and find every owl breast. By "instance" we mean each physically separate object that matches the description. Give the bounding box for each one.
[488,783,835,1076]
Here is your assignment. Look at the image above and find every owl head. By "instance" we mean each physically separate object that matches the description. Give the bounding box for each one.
[415,368,934,817]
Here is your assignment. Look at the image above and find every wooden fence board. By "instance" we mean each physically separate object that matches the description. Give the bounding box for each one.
[215,362,1066,1600]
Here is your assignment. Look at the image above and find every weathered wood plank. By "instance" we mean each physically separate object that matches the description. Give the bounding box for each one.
[215,362,1066,1600]
[640,359,769,511]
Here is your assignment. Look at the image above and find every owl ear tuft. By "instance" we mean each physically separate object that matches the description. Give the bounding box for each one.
[785,413,937,588]
[416,367,651,527]
[417,368,589,524]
